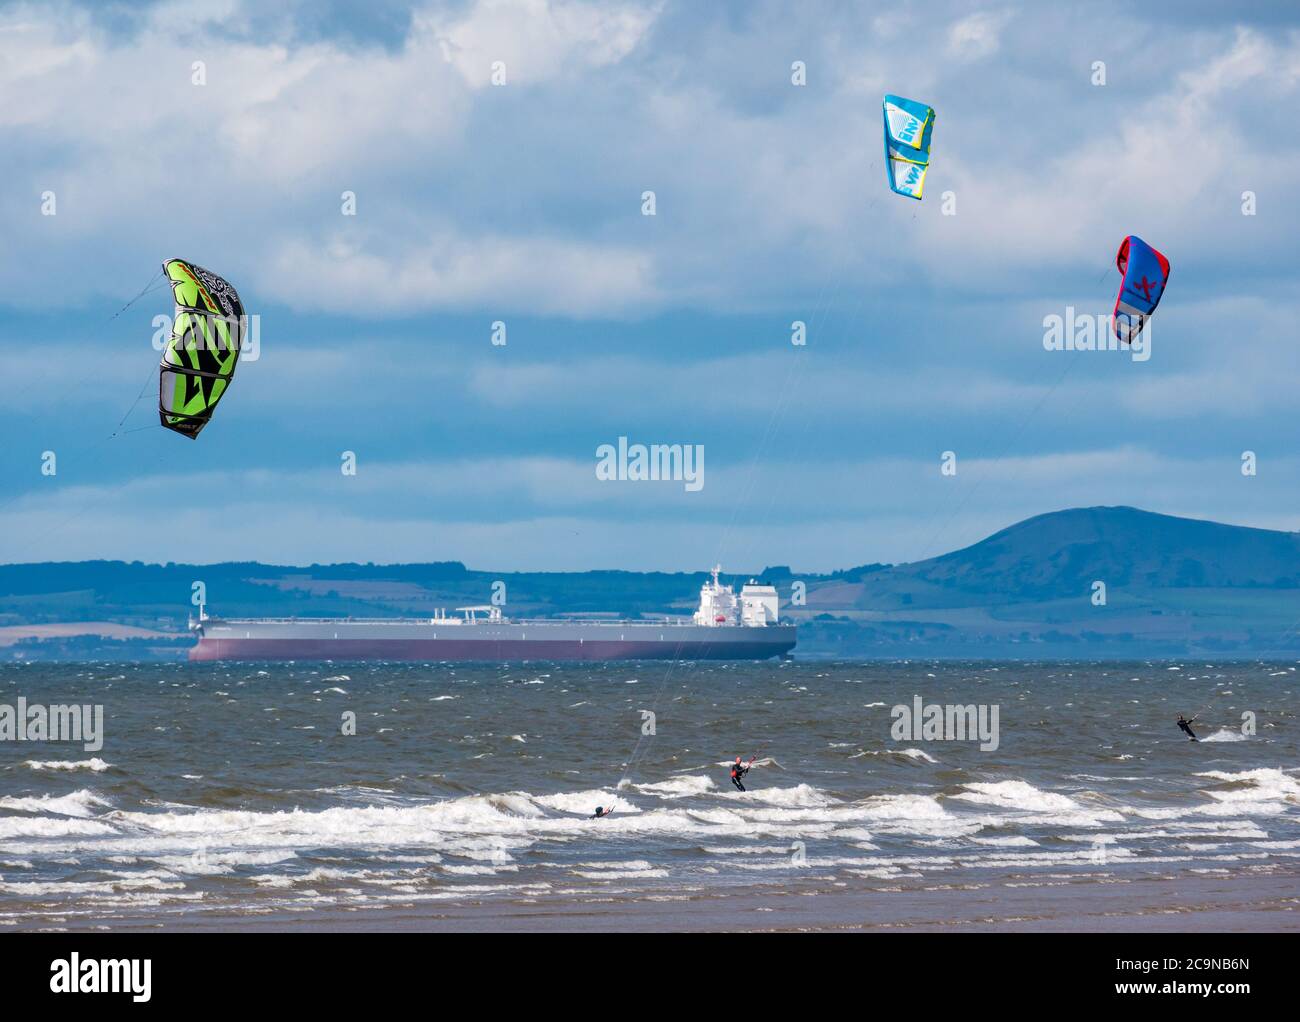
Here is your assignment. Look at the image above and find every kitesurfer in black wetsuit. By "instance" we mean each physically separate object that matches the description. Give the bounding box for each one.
[592,806,613,818]
[1176,714,1199,741]
[730,756,750,792]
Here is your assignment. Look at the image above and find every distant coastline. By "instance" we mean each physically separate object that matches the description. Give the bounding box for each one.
[3,506,1299,661]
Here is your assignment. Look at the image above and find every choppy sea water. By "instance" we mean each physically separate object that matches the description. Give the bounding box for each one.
[0,660,1297,928]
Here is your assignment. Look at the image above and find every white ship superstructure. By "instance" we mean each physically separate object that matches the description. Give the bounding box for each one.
[693,566,780,627]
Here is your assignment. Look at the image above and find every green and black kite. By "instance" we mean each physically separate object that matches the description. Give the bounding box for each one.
[158,258,244,438]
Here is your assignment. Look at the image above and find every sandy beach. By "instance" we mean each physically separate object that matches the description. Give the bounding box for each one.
[20,867,1297,933]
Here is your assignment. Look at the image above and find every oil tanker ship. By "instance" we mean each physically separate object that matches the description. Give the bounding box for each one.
[188,567,796,662]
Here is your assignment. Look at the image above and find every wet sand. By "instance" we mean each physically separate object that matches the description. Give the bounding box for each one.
[30,869,1300,932]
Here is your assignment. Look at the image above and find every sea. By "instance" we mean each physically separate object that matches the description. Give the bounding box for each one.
[1,660,1297,929]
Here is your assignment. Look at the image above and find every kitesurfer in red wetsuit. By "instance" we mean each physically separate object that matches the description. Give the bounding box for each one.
[730,756,750,792]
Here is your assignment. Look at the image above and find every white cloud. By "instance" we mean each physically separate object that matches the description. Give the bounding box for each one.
[4,446,1297,570]
[916,28,1300,279]
[1,5,1296,316]
[945,11,1010,61]
[264,230,660,316]
[0,3,1298,570]
[428,0,660,87]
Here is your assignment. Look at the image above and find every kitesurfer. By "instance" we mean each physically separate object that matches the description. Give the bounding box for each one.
[592,806,613,819]
[730,756,750,792]
[1176,714,1199,741]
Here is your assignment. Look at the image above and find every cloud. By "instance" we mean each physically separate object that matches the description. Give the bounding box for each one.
[4,443,1296,570]
[945,10,1010,60]
[0,2,1298,569]
[264,231,660,316]
[429,0,660,87]
[915,27,1300,286]
[2,4,1297,312]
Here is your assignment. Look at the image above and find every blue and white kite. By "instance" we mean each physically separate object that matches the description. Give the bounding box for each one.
[882,94,936,200]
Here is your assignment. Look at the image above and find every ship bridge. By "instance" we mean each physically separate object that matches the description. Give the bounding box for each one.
[693,565,780,627]
[451,605,504,623]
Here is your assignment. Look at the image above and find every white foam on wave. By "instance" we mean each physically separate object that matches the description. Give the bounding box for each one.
[0,877,189,897]
[684,807,749,828]
[146,849,298,875]
[852,746,937,763]
[1097,821,1270,841]
[701,844,795,855]
[860,793,949,821]
[634,775,715,798]
[1199,729,1247,743]
[575,859,654,871]
[1130,802,1289,821]
[952,781,1080,814]
[485,792,547,817]
[950,780,1123,829]
[846,866,917,880]
[250,874,295,889]
[22,758,111,772]
[441,863,518,875]
[1166,820,1270,836]
[735,783,833,809]
[0,816,115,841]
[1,793,594,860]
[8,758,1282,907]
[531,790,637,815]
[573,867,666,879]
[0,790,112,818]
[1195,768,1300,803]
[831,827,876,842]
[960,846,1136,870]
[730,854,879,872]
[849,794,988,839]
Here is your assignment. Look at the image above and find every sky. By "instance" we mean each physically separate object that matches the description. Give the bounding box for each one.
[0,0,1297,572]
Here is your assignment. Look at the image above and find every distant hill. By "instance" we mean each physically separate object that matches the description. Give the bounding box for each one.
[2,506,1298,659]
[907,506,1300,596]
[795,507,1300,657]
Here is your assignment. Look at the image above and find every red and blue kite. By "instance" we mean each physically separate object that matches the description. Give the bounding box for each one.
[1113,235,1170,344]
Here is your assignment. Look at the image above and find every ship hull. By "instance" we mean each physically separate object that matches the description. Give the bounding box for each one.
[188,621,796,662]
[189,637,792,662]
